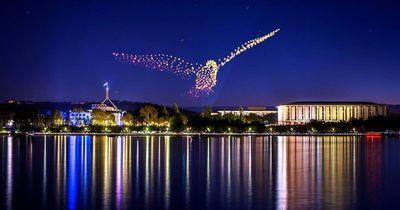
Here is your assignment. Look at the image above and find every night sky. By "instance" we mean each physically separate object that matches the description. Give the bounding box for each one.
[1,0,399,106]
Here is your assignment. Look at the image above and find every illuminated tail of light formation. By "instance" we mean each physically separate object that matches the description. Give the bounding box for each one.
[218,28,280,67]
[112,52,198,79]
[113,28,280,97]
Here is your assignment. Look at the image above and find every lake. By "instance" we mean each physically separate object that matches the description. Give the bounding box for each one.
[1,135,400,209]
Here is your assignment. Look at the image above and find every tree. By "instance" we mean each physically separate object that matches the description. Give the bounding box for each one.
[169,115,184,132]
[92,110,106,125]
[92,110,115,126]
[261,113,277,125]
[244,113,259,123]
[72,106,84,112]
[201,106,213,118]
[122,112,133,126]
[140,105,158,125]
[239,106,244,121]
[51,110,63,126]
[173,103,180,114]
[158,116,170,126]
[162,106,169,117]
[180,113,188,125]
[169,113,188,132]
[223,112,237,121]
[1,112,14,121]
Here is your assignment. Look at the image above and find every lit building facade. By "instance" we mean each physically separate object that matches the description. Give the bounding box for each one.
[91,82,124,126]
[66,82,125,126]
[69,111,92,126]
[215,106,277,116]
[277,102,388,125]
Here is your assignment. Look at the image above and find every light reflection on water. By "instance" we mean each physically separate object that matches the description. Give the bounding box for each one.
[6,136,12,210]
[0,135,400,209]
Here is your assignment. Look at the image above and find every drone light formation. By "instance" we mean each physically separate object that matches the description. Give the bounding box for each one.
[113,28,280,97]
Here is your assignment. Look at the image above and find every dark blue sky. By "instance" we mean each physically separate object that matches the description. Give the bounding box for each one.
[1,0,399,106]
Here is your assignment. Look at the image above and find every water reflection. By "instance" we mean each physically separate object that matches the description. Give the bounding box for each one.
[6,136,12,210]
[0,135,399,209]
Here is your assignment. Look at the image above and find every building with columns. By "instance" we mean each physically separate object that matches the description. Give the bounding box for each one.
[67,82,125,126]
[91,82,124,126]
[277,101,388,125]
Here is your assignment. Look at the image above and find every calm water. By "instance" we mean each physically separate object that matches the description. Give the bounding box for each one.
[1,135,400,210]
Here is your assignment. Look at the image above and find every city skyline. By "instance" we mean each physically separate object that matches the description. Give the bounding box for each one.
[1,1,400,106]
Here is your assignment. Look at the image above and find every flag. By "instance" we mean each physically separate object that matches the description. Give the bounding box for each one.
[103,82,108,87]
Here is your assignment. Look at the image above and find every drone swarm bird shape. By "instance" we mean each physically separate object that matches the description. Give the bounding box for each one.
[113,29,280,97]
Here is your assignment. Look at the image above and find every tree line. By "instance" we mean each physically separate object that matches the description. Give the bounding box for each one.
[2,102,399,134]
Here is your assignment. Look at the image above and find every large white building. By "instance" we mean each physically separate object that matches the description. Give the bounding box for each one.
[277,101,388,125]
[67,82,125,126]
[91,82,124,126]
[69,111,92,126]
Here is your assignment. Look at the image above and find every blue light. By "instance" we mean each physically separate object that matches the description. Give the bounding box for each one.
[68,136,79,210]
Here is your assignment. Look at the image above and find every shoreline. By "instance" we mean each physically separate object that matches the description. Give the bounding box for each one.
[2,132,399,137]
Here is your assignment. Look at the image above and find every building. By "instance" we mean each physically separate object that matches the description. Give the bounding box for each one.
[91,82,124,126]
[214,106,277,116]
[277,101,388,125]
[67,82,125,126]
[69,111,92,126]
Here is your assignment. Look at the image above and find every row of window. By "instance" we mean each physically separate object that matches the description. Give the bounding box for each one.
[280,105,387,122]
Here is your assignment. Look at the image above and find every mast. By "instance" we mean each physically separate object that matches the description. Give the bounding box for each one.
[101,82,118,110]
[105,82,109,99]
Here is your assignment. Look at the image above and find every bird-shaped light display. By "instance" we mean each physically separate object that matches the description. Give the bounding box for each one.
[113,28,280,97]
